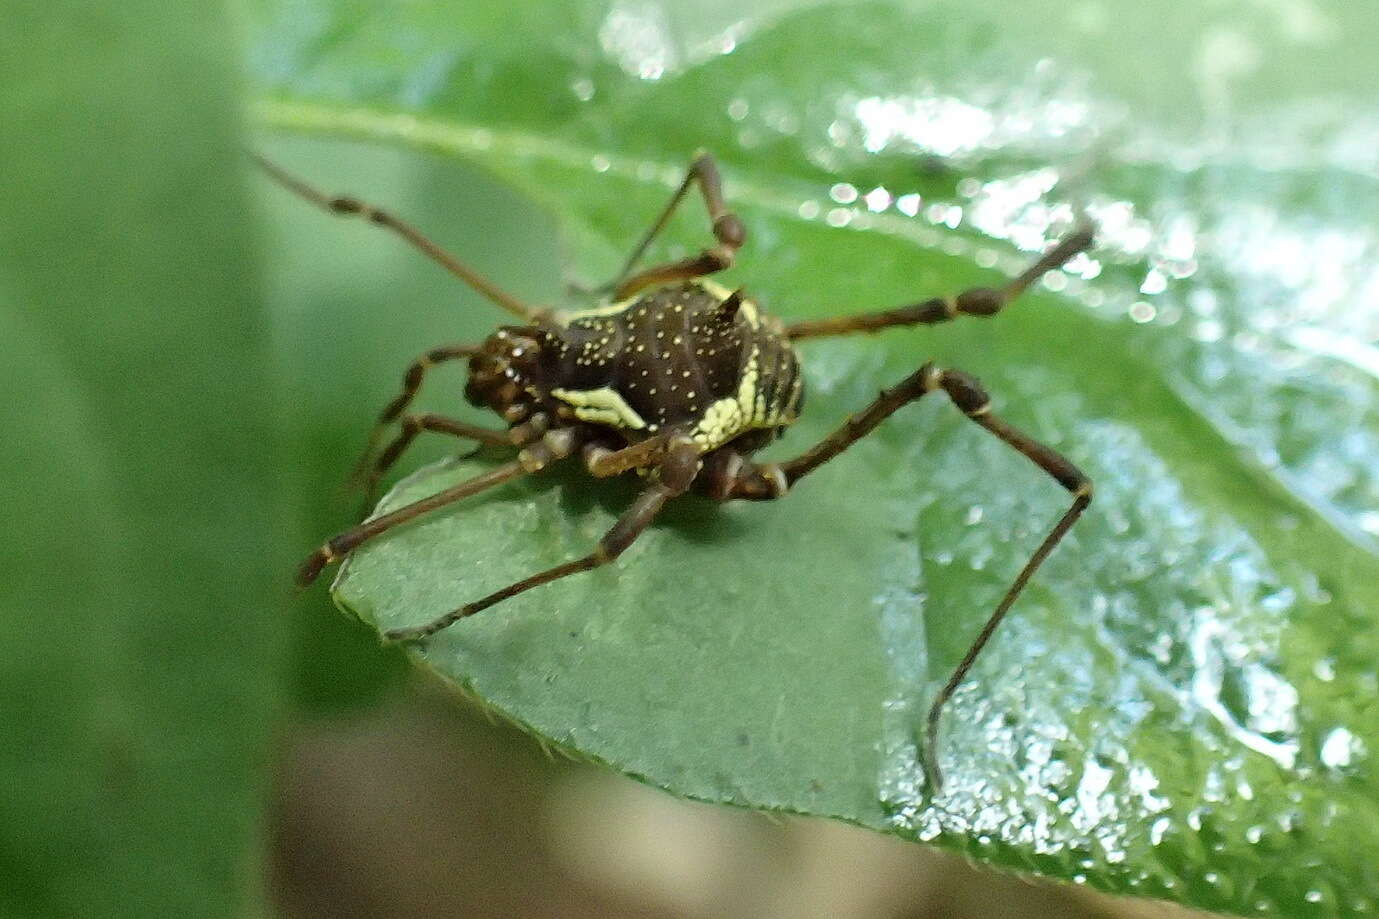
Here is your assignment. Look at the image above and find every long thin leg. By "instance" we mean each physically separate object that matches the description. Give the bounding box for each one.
[254,154,546,322]
[384,437,703,641]
[297,429,583,587]
[359,412,524,514]
[730,364,1091,791]
[608,152,746,300]
[349,343,478,488]
[784,224,1094,340]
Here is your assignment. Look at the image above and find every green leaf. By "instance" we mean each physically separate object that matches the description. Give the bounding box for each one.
[0,4,287,916]
[248,1,1379,915]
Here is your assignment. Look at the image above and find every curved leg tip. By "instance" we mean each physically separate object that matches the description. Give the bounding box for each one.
[295,549,332,587]
[382,626,428,643]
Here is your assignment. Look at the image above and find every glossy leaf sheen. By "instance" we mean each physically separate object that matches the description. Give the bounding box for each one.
[249,1,1379,914]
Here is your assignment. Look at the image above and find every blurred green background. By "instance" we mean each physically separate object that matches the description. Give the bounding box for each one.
[5,0,1379,917]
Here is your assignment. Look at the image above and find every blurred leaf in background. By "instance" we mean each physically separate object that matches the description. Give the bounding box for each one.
[0,2,288,917]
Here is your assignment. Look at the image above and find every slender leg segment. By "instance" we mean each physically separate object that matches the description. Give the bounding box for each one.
[384,437,704,642]
[609,153,747,300]
[730,364,1091,790]
[297,429,584,588]
[359,412,524,512]
[784,224,1094,340]
[253,153,546,322]
[349,344,479,488]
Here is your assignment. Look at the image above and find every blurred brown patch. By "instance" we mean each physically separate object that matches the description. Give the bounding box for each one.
[270,680,1221,919]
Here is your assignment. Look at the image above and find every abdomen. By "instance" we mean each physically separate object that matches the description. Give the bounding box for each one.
[550,281,804,449]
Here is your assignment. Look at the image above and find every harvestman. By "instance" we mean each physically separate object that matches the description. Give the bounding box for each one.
[263,152,1095,789]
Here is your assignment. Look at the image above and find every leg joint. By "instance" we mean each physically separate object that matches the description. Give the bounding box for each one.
[296,547,335,587]
[955,287,1004,317]
[936,369,991,416]
[508,412,550,445]
[517,428,579,472]
[730,462,789,499]
[919,362,943,393]
[704,245,735,271]
[328,195,364,214]
[713,214,746,249]
[659,436,704,494]
[760,464,789,497]
[324,536,351,558]
[583,445,616,476]
[517,446,548,473]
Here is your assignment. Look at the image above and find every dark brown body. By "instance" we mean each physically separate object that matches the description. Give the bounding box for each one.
[466,279,804,489]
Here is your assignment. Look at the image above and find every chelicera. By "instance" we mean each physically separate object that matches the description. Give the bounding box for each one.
[263,152,1094,789]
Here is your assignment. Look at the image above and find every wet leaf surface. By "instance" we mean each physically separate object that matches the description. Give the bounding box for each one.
[250,2,1379,914]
